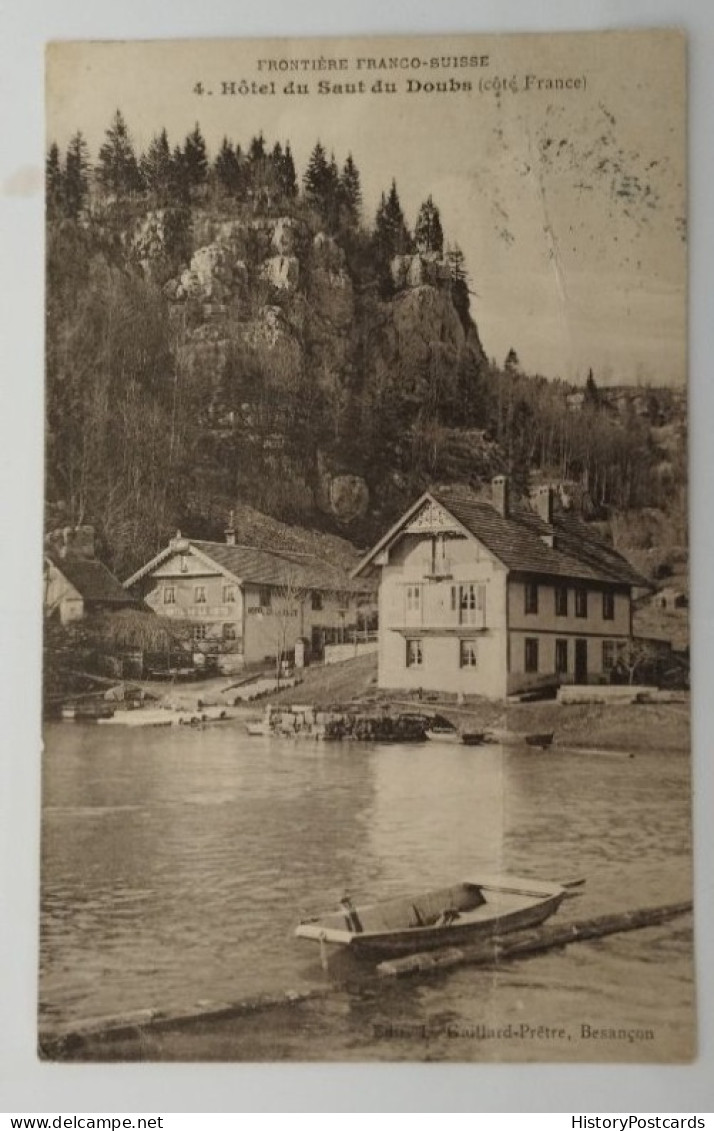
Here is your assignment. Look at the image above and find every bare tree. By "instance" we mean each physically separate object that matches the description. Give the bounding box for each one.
[270,566,310,684]
[615,637,659,685]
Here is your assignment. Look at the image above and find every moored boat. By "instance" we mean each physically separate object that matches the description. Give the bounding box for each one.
[246,720,271,736]
[524,732,555,749]
[424,714,484,746]
[424,727,461,743]
[460,731,486,746]
[61,701,115,722]
[295,874,570,958]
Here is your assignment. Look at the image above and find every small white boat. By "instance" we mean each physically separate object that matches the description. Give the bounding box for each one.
[424,726,460,744]
[98,706,230,727]
[296,874,570,958]
[246,721,271,736]
[425,725,485,746]
[246,708,273,736]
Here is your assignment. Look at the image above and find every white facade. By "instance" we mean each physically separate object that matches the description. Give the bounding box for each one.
[44,560,85,625]
[378,527,510,698]
[357,493,636,700]
[126,535,373,671]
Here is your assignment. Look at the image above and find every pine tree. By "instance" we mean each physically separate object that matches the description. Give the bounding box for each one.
[446,243,470,326]
[414,194,444,254]
[303,141,330,212]
[214,136,241,195]
[384,180,412,253]
[182,123,208,192]
[97,110,141,197]
[140,128,172,202]
[249,133,266,162]
[169,144,189,202]
[504,348,521,374]
[246,133,269,201]
[339,153,362,227]
[46,142,64,216]
[64,132,90,218]
[279,142,298,198]
[584,367,600,406]
[373,179,412,278]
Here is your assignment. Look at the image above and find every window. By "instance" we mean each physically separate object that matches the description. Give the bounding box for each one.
[180,555,189,574]
[406,639,423,668]
[525,637,539,673]
[311,591,323,611]
[602,591,615,621]
[524,582,539,615]
[194,585,207,604]
[223,585,236,604]
[259,586,271,608]
[555,585,568,617]
[163,586,176,605]
[222,623,237,642]
[602,640,617,672]
[460,639,478,668]
[575,589,588,618]
[193,624,207,642]
[455,583,482,625]
[555,638,568,674]
[406,585,421,612]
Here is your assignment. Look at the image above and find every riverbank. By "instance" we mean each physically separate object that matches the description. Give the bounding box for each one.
[260,654,690,753]
[52,653,690,752]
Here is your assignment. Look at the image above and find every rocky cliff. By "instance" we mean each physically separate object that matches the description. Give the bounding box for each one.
[128,206,488,539]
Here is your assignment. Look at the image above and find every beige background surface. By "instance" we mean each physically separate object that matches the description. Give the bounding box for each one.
[1,0,712,1115]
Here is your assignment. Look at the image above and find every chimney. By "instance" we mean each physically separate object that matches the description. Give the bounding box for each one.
[492,475,509,518]
[54,524,95,560]
[225,510,236,546]
[534,485,553,525]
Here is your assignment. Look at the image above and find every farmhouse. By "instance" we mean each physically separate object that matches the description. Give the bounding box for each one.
[352,478,650,699]
[44,525,135,625]
[124,524,375,673]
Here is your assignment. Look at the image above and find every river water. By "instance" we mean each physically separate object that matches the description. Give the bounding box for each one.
[40,721,695,1062]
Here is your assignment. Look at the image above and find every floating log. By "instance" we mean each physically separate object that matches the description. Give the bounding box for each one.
[39,984,334,1059]
[377,900,693,978]
[39,900,692,1057]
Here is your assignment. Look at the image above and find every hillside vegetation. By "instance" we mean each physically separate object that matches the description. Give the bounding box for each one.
[46,113,687,583]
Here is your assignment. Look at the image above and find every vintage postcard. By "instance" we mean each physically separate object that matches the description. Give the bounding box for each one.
[41,30,692,1063]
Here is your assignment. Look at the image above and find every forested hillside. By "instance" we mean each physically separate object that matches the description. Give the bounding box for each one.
[45,112,688,581]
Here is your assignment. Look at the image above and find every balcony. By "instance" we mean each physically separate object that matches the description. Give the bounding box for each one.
[389,581,488,634]
[389,609,488,636]
[423,556,453,581]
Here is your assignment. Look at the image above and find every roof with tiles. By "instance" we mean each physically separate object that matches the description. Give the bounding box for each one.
[49,556,136,605]
[357,485,649,589]
[190,541,374,593]
[432,488,647,586]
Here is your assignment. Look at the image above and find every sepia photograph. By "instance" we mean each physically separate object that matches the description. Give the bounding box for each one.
[37,30,694,1066]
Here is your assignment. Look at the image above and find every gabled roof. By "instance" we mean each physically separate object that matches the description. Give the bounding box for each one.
[192,541,372,593]
[125,539,374,595]
[48,555,135,606]
[354,486,650,589]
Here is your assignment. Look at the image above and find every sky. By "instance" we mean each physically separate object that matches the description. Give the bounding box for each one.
[46,31,687,385]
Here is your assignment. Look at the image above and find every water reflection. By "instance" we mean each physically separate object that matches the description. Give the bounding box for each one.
[40,723,693,1057]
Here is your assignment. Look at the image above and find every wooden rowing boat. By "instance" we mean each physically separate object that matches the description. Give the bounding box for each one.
[424,715,485,746]
[295,874,569,958]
